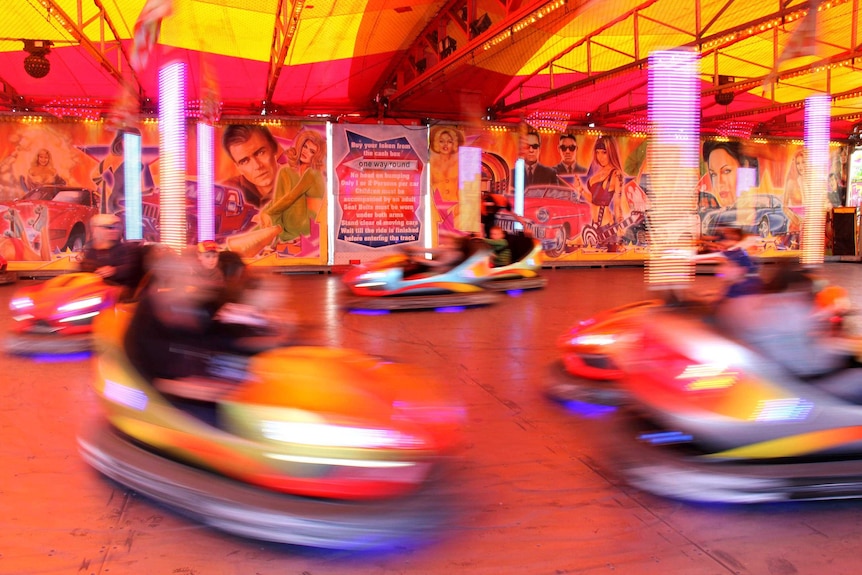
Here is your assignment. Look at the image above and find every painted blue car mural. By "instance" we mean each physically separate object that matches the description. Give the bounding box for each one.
[701,193,789,238]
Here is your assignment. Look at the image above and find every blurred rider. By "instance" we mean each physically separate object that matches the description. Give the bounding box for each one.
[79,213,141,296]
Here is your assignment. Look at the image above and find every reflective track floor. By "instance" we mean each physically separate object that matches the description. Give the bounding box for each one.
[5,263,862,575]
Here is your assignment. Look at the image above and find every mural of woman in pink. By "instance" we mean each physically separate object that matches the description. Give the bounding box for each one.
[263,129,326,255]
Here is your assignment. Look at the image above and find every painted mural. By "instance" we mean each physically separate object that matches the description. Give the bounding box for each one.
[0,118,850,270]
[0,120,328,269]
[427,125,851,262]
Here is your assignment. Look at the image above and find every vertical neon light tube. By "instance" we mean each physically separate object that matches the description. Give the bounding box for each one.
[424,127,433,249]
[458,146,482,233]
[802,94,830,266]
[513,158,525,231]
[646,49,700,289]
[158,61,187,252]
[326,121,335,264]
[123,131,142,241]
[196,122,214,242]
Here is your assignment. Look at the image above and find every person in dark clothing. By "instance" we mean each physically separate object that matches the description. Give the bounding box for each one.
[79,213,141,296]
[124,250,285,383]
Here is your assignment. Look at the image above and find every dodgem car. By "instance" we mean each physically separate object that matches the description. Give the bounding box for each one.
[547,299,665,406]
[78,302,465,549]
[0,185,99,253]
[600,308,862,504]
[342,237,503,310]
[5,272,124,354]
[480,232,547,291]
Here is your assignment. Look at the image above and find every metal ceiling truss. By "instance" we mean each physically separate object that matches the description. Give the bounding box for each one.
[42,0,145,104]
[386,0,576,106]
[494,0,853,120]
[264,0,306,105]
[382,0,486,101]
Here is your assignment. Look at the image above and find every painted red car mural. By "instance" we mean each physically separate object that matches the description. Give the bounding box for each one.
[495,186,592,257]
[0,185,100,255]
[128,181,258,243]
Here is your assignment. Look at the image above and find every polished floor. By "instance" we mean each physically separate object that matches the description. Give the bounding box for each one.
[5,264,862,575]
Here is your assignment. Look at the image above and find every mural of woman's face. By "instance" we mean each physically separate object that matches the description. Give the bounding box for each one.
[299,139,318,165]
[37,150,50,166]
[707,147,740,207]
[595,147,609,167]
[436,131,455,154]
[795,153,805,174]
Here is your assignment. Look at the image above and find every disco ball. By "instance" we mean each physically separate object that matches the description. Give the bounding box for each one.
[24,53,50,79]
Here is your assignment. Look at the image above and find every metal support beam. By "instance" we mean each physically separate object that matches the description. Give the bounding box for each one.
[265,0,306,104]
[43,0,144,103]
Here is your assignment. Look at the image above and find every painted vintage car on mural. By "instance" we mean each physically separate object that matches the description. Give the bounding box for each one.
[0,185,100,254]
[701,193,790,238]
[126,181,257,243]
[495,186,592,257]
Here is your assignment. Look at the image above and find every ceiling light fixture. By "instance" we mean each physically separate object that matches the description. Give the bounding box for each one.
[22,40,53,79]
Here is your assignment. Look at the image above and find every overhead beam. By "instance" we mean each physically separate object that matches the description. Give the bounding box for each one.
[43,0,144,103]
[389,0,576,106]
[265,0,306,104]
[494,0,849,116]
[496,0,660,106]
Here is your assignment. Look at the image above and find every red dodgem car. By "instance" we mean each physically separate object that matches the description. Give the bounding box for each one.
[496,186,592,257]
[0,185,100,253]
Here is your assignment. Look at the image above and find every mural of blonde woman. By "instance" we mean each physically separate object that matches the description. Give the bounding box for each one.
[429,125,464,201]
[26,148,64,190]
[263,129,326,255]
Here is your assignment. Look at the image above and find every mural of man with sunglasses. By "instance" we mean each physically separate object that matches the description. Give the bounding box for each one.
[553,133,588,193]
[523,131,559,188]
[554,133,588,176]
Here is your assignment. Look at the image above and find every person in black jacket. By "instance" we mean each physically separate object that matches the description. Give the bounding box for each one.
[79,213,142,296]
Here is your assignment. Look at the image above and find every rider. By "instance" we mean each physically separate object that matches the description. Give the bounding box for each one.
[124,249,287,383]
[715,261,855,380]
[403,230,467,276]
[483,225,513,267]
[79,213,143,297]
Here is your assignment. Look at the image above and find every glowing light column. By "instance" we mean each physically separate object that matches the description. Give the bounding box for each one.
[123,130,142,240]
[196,122,214,242]
[158,62,187,251]
[458,146,482,233]
[646,49,700,289]
[802,94,830,266]
[513,158,525,231]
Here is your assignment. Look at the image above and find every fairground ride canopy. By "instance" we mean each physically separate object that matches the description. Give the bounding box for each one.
[1,0,861,140]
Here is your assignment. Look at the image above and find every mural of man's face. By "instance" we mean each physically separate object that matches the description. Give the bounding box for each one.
[558,137,577,164]
[228,131,278,194]
[525,134,541,164]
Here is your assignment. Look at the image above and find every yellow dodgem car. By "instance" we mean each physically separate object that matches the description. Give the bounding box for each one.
[78,303,465,550]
